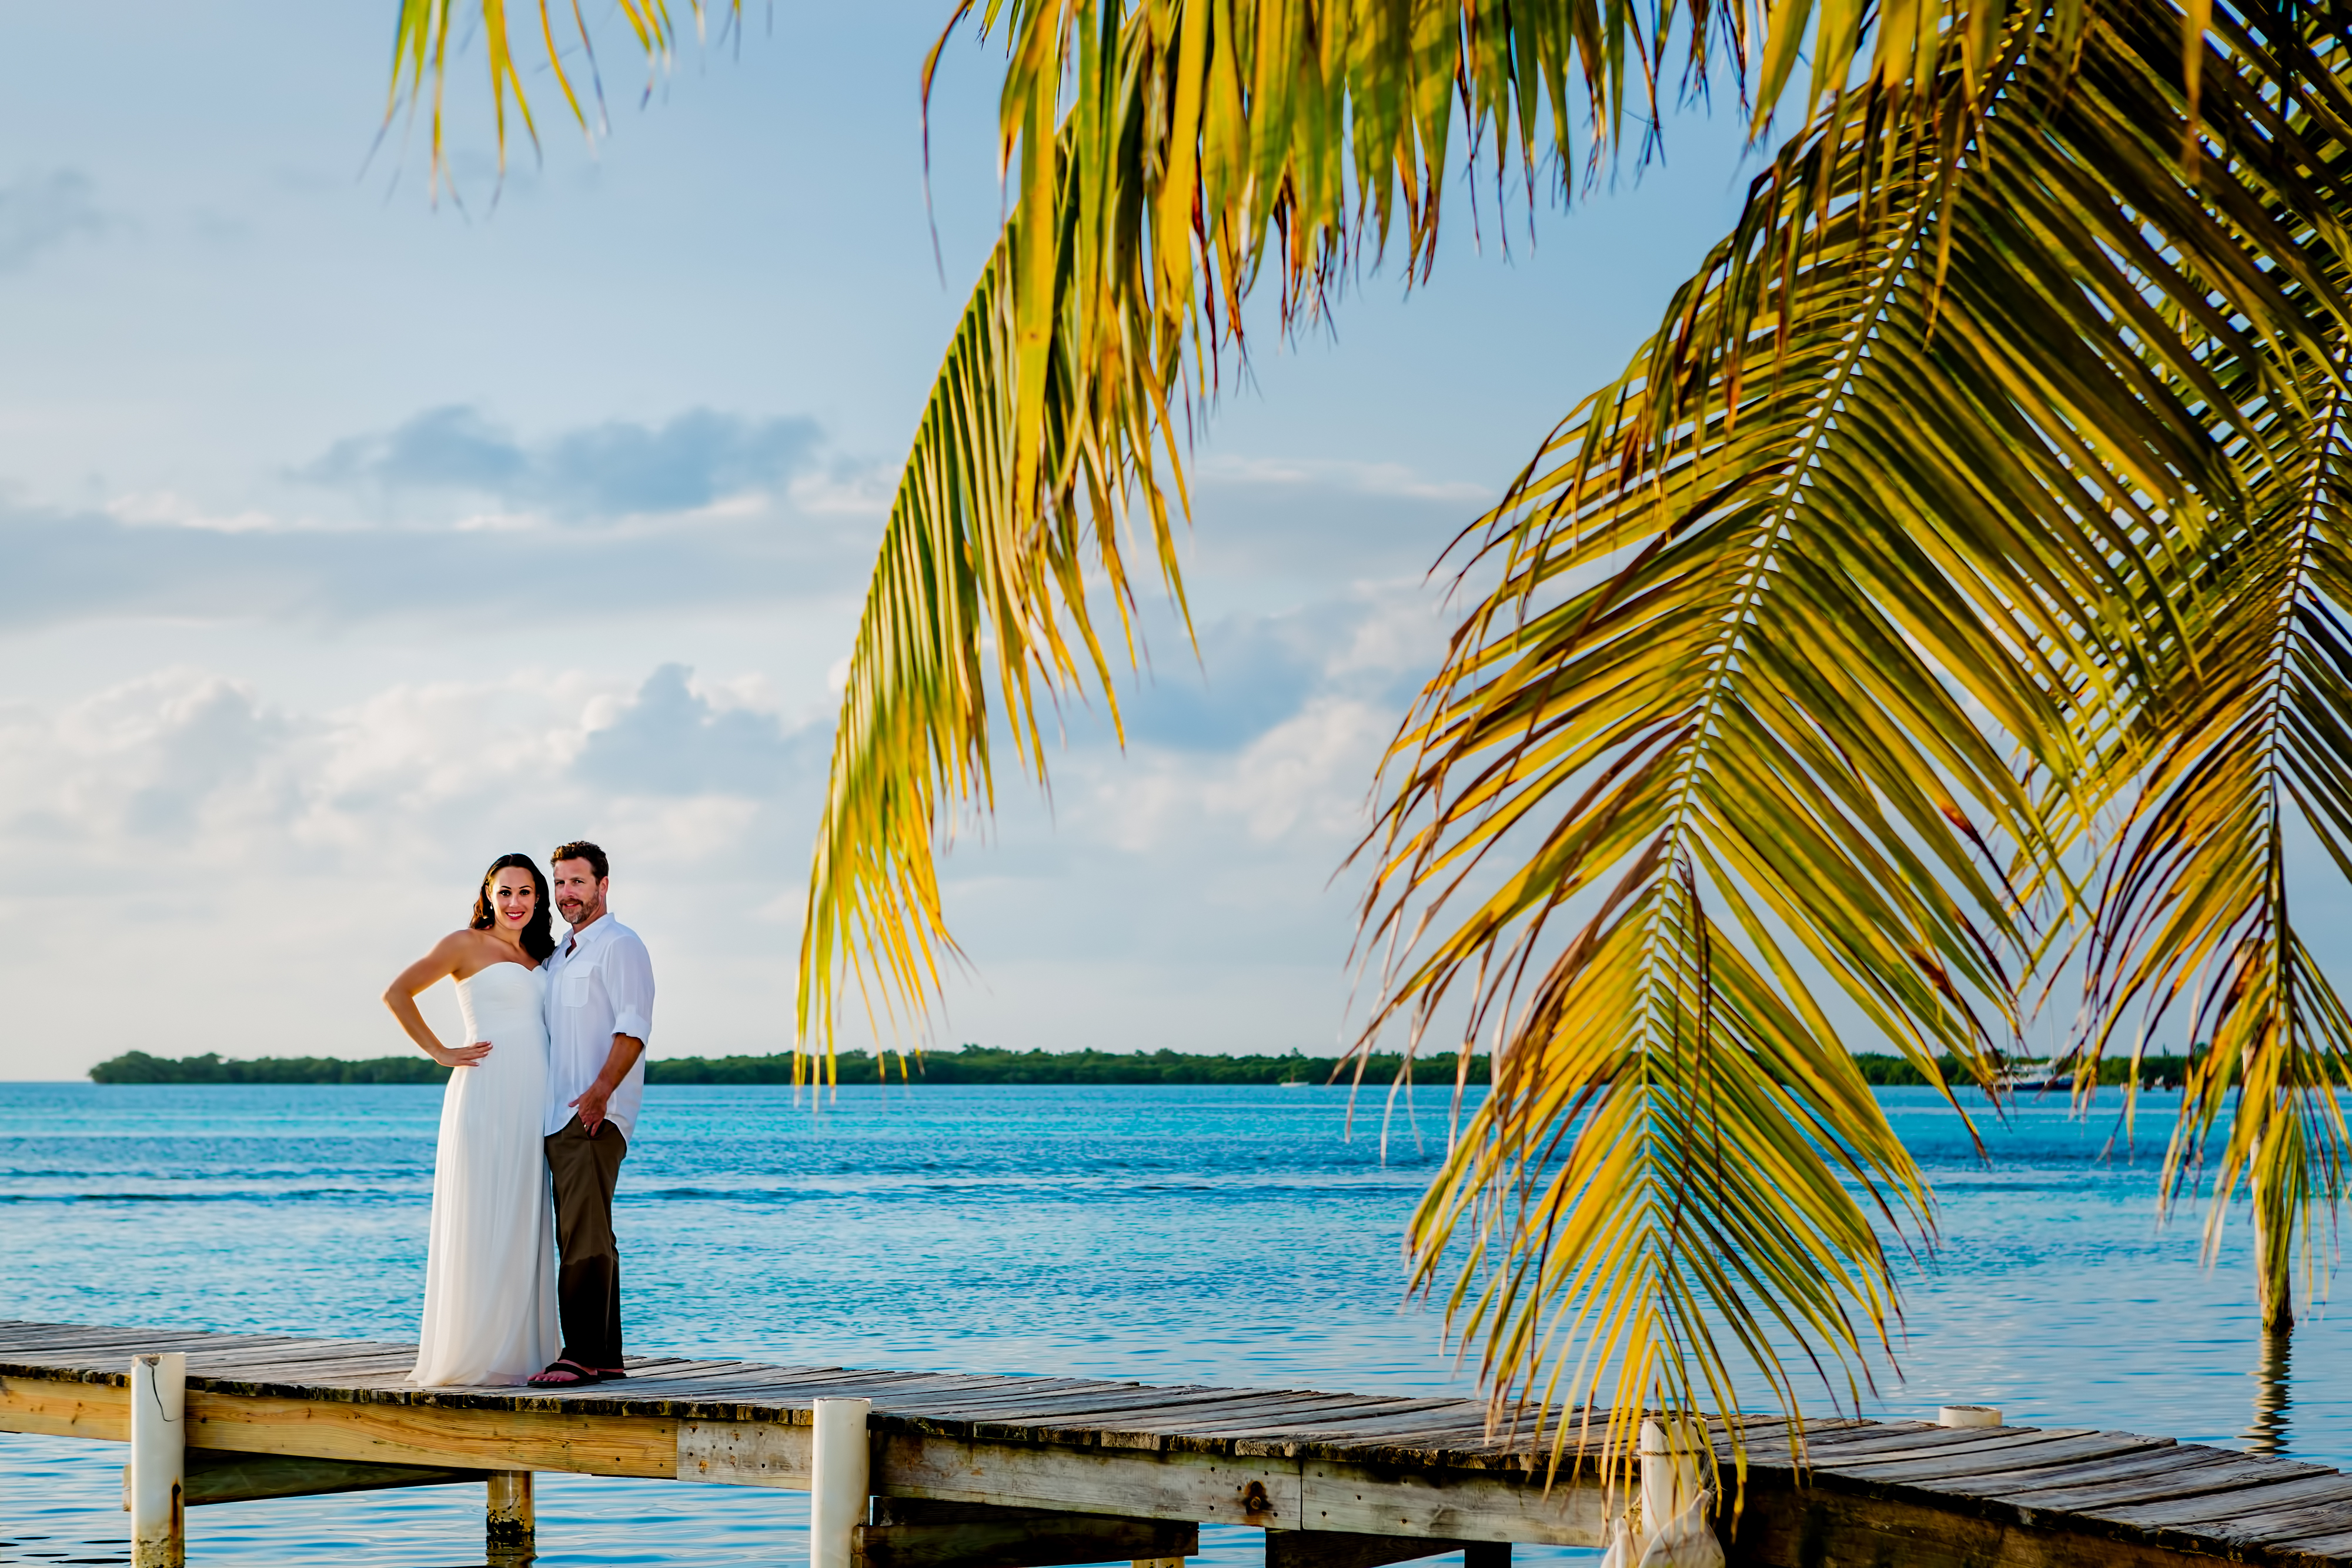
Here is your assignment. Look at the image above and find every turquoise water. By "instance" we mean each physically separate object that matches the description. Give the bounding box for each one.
[0,1082,2341,1565]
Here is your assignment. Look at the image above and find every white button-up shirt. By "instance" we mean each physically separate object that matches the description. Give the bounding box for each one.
[542,913,655,1141]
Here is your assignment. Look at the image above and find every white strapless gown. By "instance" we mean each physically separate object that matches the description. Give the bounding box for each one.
[410,962,560,1386]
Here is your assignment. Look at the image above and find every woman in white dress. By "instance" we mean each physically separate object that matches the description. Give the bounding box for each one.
[382,853,562,1386]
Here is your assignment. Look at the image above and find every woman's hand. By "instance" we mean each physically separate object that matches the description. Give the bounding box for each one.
[429,1039,493,1068]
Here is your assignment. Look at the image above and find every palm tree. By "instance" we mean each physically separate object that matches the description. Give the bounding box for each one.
[392,0,2352,1477]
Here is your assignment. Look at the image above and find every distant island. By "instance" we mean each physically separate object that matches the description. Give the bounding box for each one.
[87,1045,1485,1087]
[86,1045,2197,1088]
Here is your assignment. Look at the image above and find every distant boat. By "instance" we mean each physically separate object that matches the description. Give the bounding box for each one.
[1278,1079,1311,1088]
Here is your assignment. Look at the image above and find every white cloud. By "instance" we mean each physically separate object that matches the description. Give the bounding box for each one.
[0,456,1488,1079]
[0,663,826,889]
[106,490,287,534]
[0,668,597,881]
[575,663,823,798]
[0,669,290,853]
[0,486,879,631]
[1085,696,1397,854]
[789,462,896,519]
[1197,453,1495,506]
[0,662,835,1078]
[1180,452,1496,584]
[1208,697,1396,842]
[296,405,825,523]
[0,168,108,272]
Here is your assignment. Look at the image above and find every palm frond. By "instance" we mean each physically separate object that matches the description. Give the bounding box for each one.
[2072,17,2352,1318]
[385,1,717,186]
[806,0,1674,1045]
[380,0,2228,1063]
[377,0,2352,1423]
[797,126,1185,1057]
[1358,0,2352,1477]
[1408,853,1929,1499]
[796,0,2210,1049]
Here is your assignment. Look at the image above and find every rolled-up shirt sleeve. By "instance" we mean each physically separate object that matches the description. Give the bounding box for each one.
[604,931,656,1048]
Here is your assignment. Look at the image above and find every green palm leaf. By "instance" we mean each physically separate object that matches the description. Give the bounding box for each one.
[377,0,2205,1069]
[386,0,703,185]
[797,132,1187,1057]
[802,0,1696,1045]
[377,0,2352,1469]
[1360,0,2352,1479]
[2071,29,2352,1318]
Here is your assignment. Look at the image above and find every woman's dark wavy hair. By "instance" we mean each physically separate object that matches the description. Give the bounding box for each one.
[470,852,555,962]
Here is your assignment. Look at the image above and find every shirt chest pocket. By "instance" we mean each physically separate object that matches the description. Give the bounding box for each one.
[561,969,592,1008]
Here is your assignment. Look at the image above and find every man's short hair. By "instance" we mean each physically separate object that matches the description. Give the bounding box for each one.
[552,841,610,881]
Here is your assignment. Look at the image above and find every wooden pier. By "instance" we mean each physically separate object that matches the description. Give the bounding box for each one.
[6,1319,2352,1567]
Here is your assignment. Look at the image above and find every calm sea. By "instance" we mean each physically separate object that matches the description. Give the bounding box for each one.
[0,1082,2342,1566]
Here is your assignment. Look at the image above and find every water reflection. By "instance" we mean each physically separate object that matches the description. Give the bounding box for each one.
[2244,1327,2293,1457]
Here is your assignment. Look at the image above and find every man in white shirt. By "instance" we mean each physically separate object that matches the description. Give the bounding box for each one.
[526,840,655,1388]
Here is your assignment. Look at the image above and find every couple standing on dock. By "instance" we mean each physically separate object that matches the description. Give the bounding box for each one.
[383,842,654,1390]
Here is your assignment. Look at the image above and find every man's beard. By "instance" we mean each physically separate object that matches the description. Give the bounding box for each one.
[557,900,587,924]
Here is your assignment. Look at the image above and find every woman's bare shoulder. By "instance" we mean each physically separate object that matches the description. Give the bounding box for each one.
[420,929,501,971]
[387,929,492,998]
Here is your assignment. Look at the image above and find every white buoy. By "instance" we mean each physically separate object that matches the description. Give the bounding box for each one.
[810,1397,874,1568]
[1938,1405,2002,1429]
[129,1352,186,1568]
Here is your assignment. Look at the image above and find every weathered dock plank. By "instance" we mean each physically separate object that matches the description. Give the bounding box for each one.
[182,1448,484,1506]
[185,1389,682,1477]
[0,1372,127,1440]
[1942,1447,2290,1508]
[860,1497,1198,1568]
[1818,1432,2179,1485]
[6,1320,2352,1567]
[2100,1477,2352,1533]
[1729,1482,2262,1568]
[678,1416,811,1486]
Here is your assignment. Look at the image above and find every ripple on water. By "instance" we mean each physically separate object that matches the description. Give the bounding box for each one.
[0,1082,2340,1566]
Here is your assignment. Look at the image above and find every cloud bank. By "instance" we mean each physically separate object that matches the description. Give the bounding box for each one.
[0,406,896,633]
[0,395,1502,1077]
[0,168,106,272]
[299,406,825,521]
[0,573,1450,1075]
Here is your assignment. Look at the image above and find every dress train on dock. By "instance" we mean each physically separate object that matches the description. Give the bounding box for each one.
[410,962,560,1387]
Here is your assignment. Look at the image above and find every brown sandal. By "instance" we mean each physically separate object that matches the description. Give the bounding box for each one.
[526,1359,602,1387]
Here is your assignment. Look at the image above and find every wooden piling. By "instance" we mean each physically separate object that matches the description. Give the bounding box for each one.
[812,1396,873,1568]
[128,1352,185,1568]
[487,1469,535,1559]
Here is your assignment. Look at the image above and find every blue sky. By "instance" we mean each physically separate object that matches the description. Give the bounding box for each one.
[0,4,1774,1078]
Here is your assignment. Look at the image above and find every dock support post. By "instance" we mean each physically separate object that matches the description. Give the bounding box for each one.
[128,1352,186,1568]
[1132,1558,1187,1568]
[811,1397,873,1568]
[487,1470,535,1561]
